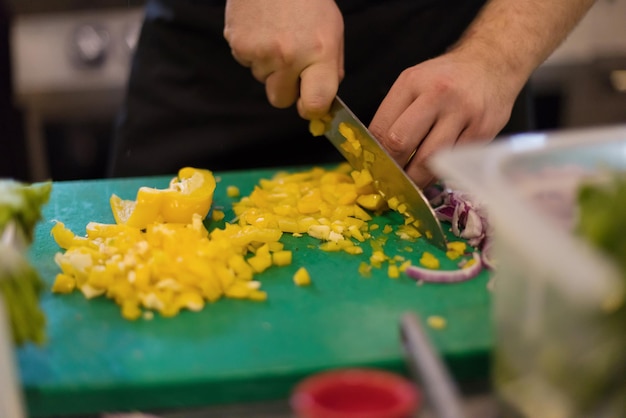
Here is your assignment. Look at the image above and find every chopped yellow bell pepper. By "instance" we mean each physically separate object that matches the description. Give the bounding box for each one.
[52,186,295,320]
[338,122,362,158]
[110,167,216,229]
[446,241,467,260]
[52,162,465,322]
[226,185,240,198]
[419,251,440,269]
[272,250,293,266]
[293,267,311,286]
[369,250,388,268]
[309,119,327,137]
[356,193,386,211]
[248,289,268,301]
[358,261,372,278]
[211,209,225,221]
[51,273,76,293]
[388,264,400,279]
[308,114,332,137]
[426,315,447,330]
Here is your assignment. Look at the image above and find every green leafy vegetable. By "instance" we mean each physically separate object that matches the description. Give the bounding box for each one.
[574,173,626,416]
[0,180,52,346]
[0,245,46,345]
[577,175,626,275]
[0,180,52,244]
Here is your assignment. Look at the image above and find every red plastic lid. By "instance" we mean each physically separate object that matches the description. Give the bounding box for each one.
[290,368,421,418]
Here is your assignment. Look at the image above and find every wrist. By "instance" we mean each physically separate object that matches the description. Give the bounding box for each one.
[447,36,531,100]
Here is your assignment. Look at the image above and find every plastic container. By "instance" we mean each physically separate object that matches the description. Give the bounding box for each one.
[430,125,626,418]
[290,368,420,418]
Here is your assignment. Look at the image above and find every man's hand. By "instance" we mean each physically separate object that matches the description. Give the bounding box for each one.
[369,49,520,188]
[224,0,344,119]
[369,0,596,188]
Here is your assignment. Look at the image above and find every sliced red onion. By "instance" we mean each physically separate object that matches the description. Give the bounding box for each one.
[450,200,465,237]
[424,184,446,207]
[426,183,495,273]
[434,204,455,223]
[459,206,484,242]
[405,252,483,283]
[429,185,492,252]
[479,237,496,271]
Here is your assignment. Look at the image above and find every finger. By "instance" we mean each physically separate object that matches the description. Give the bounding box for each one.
[405,119,465,188]
[369,85,414,145]
[456,116,504,146]
[457,126,494,146]
[384,97,440,165]
[264,68,300,108]
[369,94,438,167]
[297,61,341,119]
[369,84,438,166]
[338,37,346,82]
[250,61,275,84]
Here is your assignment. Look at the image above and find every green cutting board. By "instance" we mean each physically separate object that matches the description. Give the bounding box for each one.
[18,166,493,417]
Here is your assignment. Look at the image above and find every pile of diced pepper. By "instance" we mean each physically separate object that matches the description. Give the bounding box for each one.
[51,143,468,321]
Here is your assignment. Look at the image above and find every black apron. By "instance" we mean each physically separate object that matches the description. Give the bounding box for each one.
[108,0,532,177]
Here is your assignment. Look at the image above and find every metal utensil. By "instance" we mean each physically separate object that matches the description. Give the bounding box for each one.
[400,312,466,418]
[322,97,447,250]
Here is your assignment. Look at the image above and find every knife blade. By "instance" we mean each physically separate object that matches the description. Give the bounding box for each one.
[321,96,447,250]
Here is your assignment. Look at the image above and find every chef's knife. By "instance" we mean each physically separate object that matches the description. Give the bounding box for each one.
[320,96,447,250]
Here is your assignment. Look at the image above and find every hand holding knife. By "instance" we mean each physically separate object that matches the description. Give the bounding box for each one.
[317,96,447,251]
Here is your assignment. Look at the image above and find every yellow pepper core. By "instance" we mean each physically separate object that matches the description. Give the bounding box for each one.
[110,167,216,229]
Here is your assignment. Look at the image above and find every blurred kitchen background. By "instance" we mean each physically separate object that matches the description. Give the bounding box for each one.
[1,0,625,183]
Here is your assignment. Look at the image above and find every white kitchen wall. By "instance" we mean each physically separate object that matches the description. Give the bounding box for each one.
[544,0,626,66]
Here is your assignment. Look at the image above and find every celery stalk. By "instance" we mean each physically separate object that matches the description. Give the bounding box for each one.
[0,180,51,346]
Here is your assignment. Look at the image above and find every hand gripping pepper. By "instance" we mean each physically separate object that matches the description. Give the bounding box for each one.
[110,167,216,229]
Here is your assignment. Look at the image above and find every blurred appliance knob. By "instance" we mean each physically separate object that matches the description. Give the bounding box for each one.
[124,21,141,54]
[71,23,111,67]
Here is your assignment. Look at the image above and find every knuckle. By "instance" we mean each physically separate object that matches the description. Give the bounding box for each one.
[431,77,456,97]
[228,38,252,58]
[370,126,405,155]
[368,124,386,142]
[302,93,326,109]
[268,91,295,109]
[264,39,298,66]
[386,131,409,154]
[228,37,292,65]
[299,96,330,118]
[338,67,345,82]
[398,66,416,82]
[464,107,512,141]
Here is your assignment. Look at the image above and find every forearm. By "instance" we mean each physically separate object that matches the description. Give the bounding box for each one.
[451,0,596,90]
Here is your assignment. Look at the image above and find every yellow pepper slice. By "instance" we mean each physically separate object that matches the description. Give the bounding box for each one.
[110,167,216,229]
